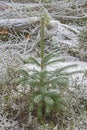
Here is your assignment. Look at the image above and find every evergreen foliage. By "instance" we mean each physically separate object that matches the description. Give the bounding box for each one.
[78,28,87,60]
[15,16,82,124]
[79,28,87,49]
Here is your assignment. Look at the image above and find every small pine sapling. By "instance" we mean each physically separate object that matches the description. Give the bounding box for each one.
[16,16,83,124]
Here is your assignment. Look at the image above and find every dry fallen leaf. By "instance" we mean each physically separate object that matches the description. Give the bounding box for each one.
[24,34,31,41]
[0,28,9,35]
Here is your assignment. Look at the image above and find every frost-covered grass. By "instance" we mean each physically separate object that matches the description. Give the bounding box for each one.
[0,0,87,130]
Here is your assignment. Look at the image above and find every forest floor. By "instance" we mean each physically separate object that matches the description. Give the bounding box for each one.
[0,0,87,130]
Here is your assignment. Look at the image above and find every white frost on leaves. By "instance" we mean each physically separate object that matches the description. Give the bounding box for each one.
[0,115,17,129]
[49,20,79,46]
